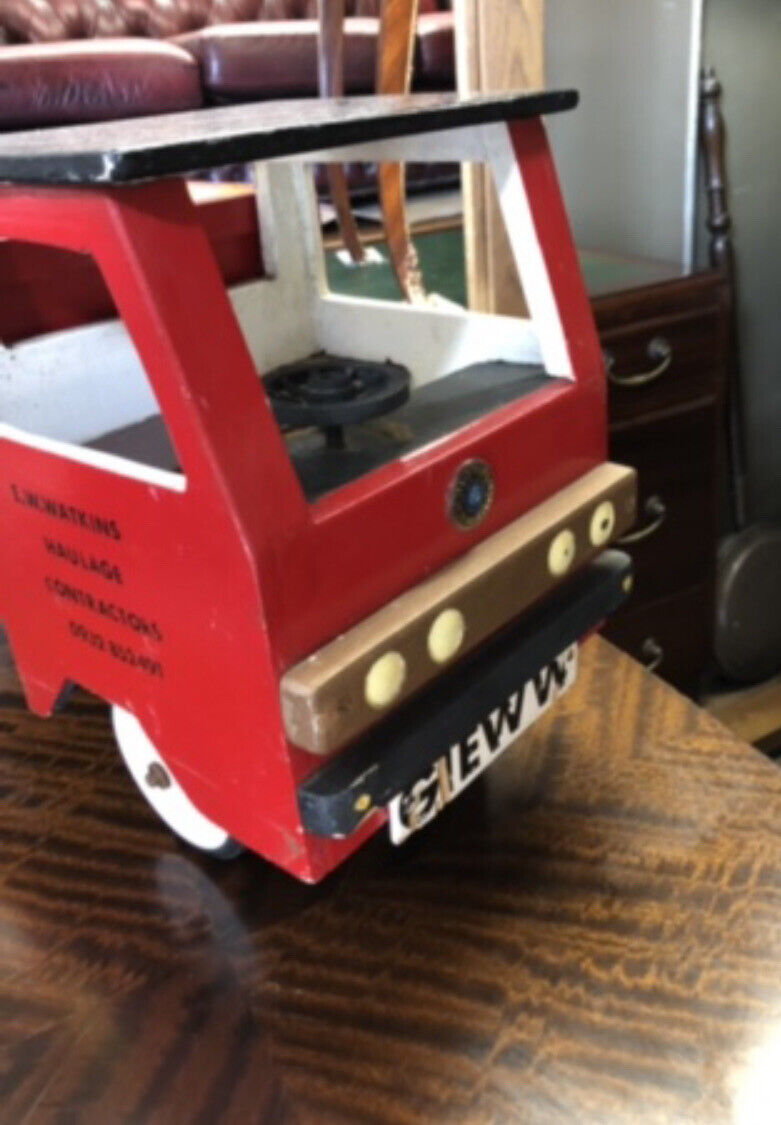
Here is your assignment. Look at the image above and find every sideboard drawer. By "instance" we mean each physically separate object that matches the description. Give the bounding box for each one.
[603,584,713,696]
[609,405,718,607]
[603,308,726,423]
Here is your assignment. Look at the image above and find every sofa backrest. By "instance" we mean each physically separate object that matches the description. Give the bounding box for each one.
[0,1,445,44]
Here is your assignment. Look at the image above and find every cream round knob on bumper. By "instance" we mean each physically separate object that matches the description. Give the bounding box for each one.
[365,652,407,709]
[548,529,576,576]
[590,500,616,547]
[428,608,466,664]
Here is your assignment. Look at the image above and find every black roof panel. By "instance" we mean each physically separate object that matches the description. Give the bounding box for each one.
[0,90,577,186]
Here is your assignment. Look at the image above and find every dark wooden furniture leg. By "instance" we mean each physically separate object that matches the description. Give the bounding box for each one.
[377,0,426,302]
[318,0,366,264]
[701,66,747,529]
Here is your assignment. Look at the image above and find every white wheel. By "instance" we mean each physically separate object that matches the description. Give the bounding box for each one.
[112,706,242,859]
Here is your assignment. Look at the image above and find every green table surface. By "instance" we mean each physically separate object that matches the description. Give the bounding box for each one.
[326,227,684,305]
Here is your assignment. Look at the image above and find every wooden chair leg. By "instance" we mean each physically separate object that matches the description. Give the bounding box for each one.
[377,0,427,303]
[318,0,366,264]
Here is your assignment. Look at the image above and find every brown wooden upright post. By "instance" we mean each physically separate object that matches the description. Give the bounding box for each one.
[454,0,544,315]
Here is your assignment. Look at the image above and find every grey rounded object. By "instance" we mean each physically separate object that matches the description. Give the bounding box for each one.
[716,526,781,683]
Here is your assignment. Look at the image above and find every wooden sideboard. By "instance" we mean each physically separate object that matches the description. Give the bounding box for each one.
[594,266,729,695]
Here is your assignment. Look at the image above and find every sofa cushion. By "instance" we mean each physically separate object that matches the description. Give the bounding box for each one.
[177,18,379,100]
[178,10,454,102]
[0,39,203,129]
[0,2,226,42]
[0,2,388,44]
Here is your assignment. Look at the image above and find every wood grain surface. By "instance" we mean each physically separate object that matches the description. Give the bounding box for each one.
[1,632,781,1124]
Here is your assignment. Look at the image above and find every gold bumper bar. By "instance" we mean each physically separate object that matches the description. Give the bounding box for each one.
[281,462,637,756]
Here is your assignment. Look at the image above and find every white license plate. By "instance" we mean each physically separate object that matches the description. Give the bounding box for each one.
[388,645,577,845]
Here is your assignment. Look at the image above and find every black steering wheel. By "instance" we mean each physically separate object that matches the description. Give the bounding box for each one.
[265,354,411,445]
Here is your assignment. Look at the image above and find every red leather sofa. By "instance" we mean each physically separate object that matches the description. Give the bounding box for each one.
[0,1,456,344]
[0,1,455,130]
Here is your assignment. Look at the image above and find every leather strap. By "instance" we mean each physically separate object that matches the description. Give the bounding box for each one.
[377,0,425,302]
[317,0,366,263]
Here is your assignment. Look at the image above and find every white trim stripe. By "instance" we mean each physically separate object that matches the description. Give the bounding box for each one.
[0,422,187,493]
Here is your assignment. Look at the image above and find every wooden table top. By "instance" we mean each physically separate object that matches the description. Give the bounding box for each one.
[2,633,781,1124]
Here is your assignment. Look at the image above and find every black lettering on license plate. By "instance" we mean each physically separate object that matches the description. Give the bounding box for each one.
[388,646,577,845]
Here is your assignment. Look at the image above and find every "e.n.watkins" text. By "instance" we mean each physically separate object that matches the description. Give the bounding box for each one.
[10,483,121,540]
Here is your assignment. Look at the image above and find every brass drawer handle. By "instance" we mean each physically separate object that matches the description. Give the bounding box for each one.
[641,638,664,673]
[605,336,673,388]
[618,495,667,545]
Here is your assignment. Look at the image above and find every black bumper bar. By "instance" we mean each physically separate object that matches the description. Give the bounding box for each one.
[299,549,632,839]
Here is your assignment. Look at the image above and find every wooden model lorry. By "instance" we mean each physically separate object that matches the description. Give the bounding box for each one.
[0,91,636,880]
